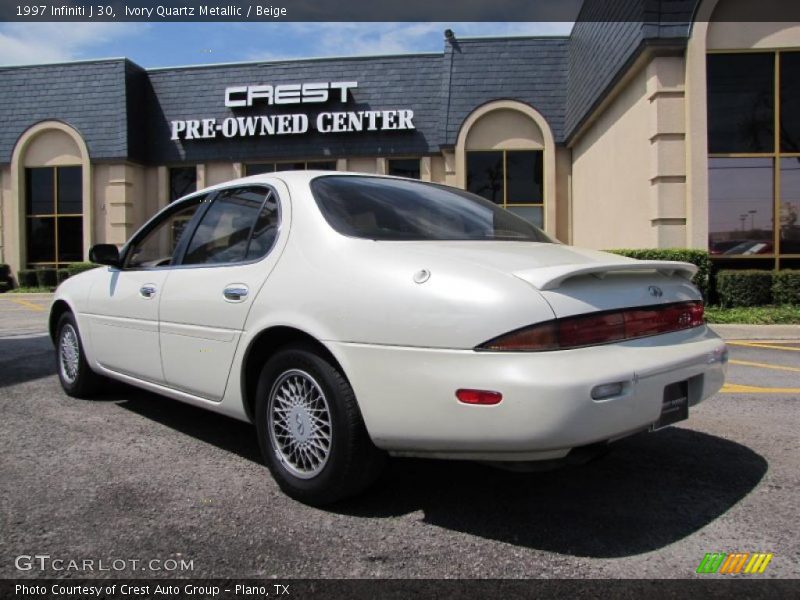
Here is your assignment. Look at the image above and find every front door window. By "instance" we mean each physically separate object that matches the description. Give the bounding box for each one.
[125,196,207,268]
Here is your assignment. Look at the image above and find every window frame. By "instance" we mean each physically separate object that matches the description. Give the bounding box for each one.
[707,48,800,270]
[387,157,422,179]
[25,165,83,268]
[168,165,198,203]
[244,160,337,176]
[706,52,775,155]
[119,183,283,271]
[465,149,545,228]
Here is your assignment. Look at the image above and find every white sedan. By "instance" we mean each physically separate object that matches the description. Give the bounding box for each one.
[50,171,727,504]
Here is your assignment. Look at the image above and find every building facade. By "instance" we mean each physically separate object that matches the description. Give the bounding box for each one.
[0,0,799,280]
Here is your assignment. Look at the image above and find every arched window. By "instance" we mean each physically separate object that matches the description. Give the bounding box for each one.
[12,123,90,269]
[456,101,556,233]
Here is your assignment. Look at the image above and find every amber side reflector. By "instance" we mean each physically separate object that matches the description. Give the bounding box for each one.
[456,389,503,405]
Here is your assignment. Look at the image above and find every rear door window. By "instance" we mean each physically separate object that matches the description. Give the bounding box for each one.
[181,186,280,265]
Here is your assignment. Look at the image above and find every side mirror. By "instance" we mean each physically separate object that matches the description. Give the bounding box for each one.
[89,244,121,267]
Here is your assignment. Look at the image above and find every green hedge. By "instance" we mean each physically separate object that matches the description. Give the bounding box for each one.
[0,281,8,293]
[17,269,38,288]
[67,262,97,277]
[773,270,800,305]
[606,248,711,301]
[35,268,58,288]
[7,263,97,290]
[716,270,774,307]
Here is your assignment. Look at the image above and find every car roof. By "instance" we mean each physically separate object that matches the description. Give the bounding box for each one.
[192,170,419,197]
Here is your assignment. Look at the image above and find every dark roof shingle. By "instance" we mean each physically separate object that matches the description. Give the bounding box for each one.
[444,37,569,144]
[0,59,129,162]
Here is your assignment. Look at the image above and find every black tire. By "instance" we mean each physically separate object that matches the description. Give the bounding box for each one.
[55,312,103,398]
[255,344,386,506]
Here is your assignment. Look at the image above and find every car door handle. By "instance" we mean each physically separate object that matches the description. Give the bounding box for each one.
[139,285,157,299]
[223,285,249,302]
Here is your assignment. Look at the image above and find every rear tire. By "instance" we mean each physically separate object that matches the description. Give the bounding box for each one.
[55,312,102,398]
[255,344,386,505]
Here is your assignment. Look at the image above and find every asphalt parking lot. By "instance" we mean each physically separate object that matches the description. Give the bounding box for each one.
[0,294,798,579]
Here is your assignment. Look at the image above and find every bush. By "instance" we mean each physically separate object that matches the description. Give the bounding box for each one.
[57,269,71,285]
[17,269,38,288]
[716,270,773,307]
[705,305,800,324]
[0,281,8,293]
[35,268,58,288]
[606,248,711,301]
[773,270,800,305]
[67,262,97,277]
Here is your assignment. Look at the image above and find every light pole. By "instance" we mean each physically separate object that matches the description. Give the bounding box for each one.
[748,209,757,231]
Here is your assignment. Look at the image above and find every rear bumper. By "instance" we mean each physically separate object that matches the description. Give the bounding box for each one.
[329,326,727,460]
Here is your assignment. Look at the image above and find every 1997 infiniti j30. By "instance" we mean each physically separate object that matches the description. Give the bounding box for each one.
[50,172,727,504]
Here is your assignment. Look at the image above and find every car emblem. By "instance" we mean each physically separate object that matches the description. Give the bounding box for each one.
[295,413,305,436]
[648,285,663,298]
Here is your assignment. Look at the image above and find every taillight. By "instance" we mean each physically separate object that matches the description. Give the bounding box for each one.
[477,321,558,351]
[478,301,704,351]
[625,302,704,338]
[558,312,625,347]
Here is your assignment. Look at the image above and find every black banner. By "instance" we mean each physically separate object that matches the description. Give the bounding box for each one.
[2,0,800,23]
[2,579,799,600]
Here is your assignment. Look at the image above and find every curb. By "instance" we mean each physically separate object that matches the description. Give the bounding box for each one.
[709,324,800,341]
[0,293,54,298]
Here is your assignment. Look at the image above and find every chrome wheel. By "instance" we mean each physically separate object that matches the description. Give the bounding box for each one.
[59,323,80,385]
[268,369,333,479]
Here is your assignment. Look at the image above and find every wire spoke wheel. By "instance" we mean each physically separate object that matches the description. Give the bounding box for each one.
[268,369,332,479]
[58,323,81,385]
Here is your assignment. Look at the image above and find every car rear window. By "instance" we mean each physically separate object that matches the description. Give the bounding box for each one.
[310,175,553,242]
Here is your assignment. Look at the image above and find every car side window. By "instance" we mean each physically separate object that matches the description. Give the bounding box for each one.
[245,192,280,260]
[181,186,279,266]
[125,195,208,268]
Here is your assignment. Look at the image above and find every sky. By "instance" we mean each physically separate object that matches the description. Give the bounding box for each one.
[0,22,574,68]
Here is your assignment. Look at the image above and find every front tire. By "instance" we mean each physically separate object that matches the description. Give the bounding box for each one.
[255,345,386,505]
[56,312,102,398]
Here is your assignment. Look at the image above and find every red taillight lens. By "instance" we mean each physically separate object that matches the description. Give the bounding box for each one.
[456,389,503,405]
[625,302,704,338]
[478,301,704,351]
[478,322,558,351]
[558,311,625,347]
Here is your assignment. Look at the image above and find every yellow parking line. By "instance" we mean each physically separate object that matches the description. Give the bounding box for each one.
[727,341,800,352]
[721,383,800,394]
[729,359,800,373]
[728,340,800,344]
[8,298,45,312]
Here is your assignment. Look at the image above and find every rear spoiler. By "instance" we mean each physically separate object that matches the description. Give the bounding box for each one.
[514,261,698,291]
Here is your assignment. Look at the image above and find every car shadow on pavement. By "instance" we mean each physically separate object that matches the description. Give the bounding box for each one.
[332,428,768,558]
[0,336,57,388]
[112,386,767,559]
[111,385,262,463]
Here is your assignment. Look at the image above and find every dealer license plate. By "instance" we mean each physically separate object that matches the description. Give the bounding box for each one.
[652,380,689,430]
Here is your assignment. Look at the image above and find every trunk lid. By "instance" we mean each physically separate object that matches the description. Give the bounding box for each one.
[372,241,701,318]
